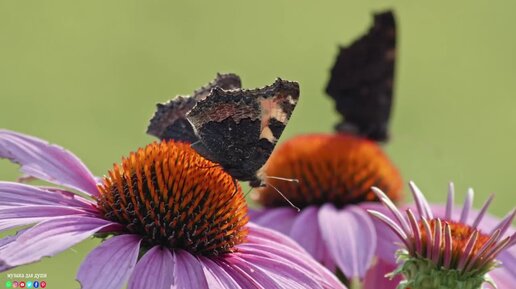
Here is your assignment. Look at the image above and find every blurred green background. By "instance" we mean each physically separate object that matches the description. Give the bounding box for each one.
[1,1,515,288]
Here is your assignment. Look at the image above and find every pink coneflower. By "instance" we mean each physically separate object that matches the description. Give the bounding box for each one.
[0,130,345,289]
[252,10,402,288]
[251,133,403,288]
[368,182,515,289]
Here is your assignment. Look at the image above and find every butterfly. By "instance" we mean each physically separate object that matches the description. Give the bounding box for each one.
[326,10,396,142]
[147,73,300,187]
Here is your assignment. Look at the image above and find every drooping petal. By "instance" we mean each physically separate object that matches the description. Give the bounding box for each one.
[246,222,304,250]
[363,258,400,289]
[173,250,209,289]
[236,243,344,289]
[0,216,120,271]
[0,229,28,249]
[319,204,376,279]
[495,245,516,281]
[0,130,99,196]
[250,207,298,235]
[361,202,400,263]
[213,259,259,289]
[242,224,345,289]
[127,246,175,289]
[0,205,94,232]
[77,235,142,289]
[290,206,334,268]
[198,257,242,289]
[488,266,516,289]
[229,253,323,289]
[0,234,17,248]
[0,182,95,209]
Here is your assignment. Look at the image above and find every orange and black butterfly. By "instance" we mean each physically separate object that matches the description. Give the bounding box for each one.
[147,74,300,188]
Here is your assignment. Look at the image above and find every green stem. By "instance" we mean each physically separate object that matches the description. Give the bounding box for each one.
[349,278,363,289]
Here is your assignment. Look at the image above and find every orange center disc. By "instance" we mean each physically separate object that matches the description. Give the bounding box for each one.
[97,140,248,256]
[255,133,403,209]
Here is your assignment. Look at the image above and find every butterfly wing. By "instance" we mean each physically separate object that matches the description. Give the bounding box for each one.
[147,73,242,142]
[326,10,396,142]
[147,95,198,142]
[188,79,300,186]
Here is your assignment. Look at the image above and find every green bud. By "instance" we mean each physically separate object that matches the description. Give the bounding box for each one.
[390,251,497,289]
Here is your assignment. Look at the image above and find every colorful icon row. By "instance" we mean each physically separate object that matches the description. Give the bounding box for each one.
[5,281,46,288]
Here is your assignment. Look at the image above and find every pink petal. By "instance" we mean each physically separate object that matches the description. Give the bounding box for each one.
[240,234,344,289]
[0,216,120,270]
[0,130,98,196]
[0,205,95,232]
[77,235,142,289]
[228,253,322,289]
[198,257,242,289]
[319,204,376,279]
[432,205,515,239]
[128,246,175,289]
[0,182,94,209]
[409,181,433,219]
[488,266,516,289]
[246,222,306,251]
[497,246,516,281]
[173,250,209,289]
[0,229,27,248]
[459,188,474,224]
[250,207,298,235]
[363,258,400,289]
[213,257,262,288]
[247,208,266,220]
[290,206,335,269]
[360,202,399,263]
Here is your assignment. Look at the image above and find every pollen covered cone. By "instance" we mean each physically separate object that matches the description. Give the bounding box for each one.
[255,133,403,209]
[97,140,248,256]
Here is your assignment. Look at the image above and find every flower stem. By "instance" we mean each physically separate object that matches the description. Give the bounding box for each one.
[349,278,363,289]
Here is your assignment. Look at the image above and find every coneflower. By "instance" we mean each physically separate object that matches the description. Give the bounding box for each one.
[252,10,402,288]
[0,130,345,289]
[368,182,515,289]
[251,132,403,288]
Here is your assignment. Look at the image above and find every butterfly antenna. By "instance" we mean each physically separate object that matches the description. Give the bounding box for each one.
[230,178,240,199]
[265,175,299,183]
[266,182,301,212]
[243,186,254,199]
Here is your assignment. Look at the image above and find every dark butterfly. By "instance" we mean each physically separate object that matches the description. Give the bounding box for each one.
[147,73,300,187]
[326,10,396,142]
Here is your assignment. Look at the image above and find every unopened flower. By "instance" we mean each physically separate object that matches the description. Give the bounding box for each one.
[368,182,515,289]
[0,130,345,289]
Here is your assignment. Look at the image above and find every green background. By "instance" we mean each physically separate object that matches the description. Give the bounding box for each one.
[1,1,515,288]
